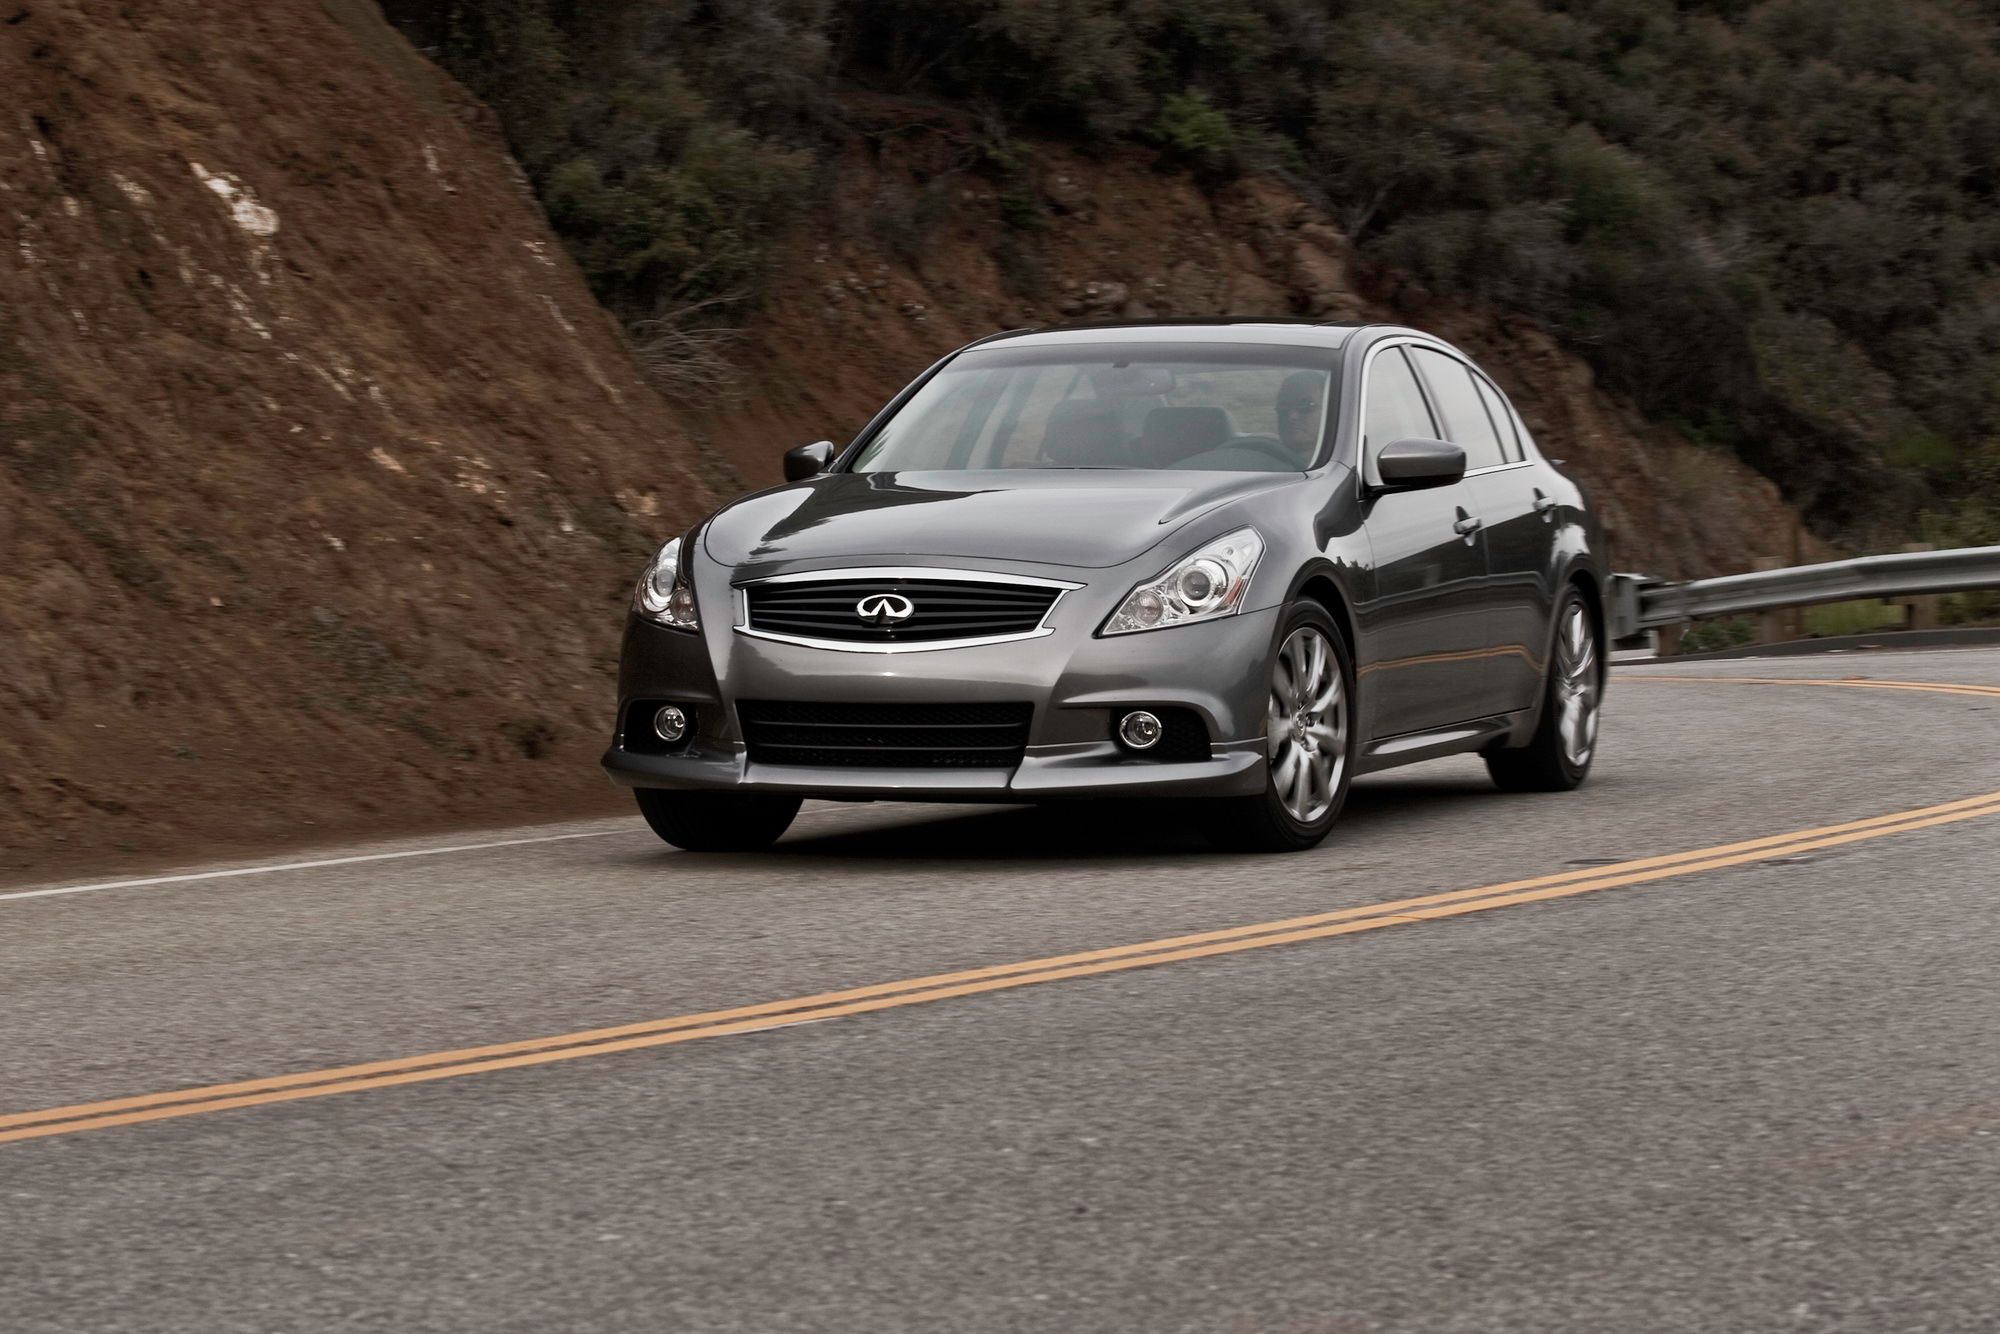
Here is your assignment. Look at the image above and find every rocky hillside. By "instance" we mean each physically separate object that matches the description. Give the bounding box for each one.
[2,5,1807,874]
[1,0,718,872]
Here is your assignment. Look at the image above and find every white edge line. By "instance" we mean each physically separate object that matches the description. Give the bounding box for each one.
[0,828,636,905]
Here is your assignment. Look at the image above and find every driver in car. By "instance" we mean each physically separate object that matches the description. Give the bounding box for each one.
[1276,371,1324,465]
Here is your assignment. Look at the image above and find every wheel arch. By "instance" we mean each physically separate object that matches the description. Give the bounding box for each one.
[1561,563,1608,684]
[1566,565,1604,641]
[1288,565,1359,661]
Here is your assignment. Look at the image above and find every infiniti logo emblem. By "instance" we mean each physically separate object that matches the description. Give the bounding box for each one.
[855,593,916,625]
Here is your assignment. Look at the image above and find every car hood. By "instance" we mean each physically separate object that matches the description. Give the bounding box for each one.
[702,470,1296,570]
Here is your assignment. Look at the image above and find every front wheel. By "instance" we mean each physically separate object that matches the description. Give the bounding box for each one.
[1208,603,1357,853]
[1485,587,1602,793]
[634,788,802,852]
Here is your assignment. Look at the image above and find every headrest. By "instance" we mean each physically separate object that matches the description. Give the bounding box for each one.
[1040,399,1123,466]
[1139,405,1231,464]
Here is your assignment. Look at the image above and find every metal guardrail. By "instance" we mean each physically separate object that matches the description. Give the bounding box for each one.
[1608,545,2000,644]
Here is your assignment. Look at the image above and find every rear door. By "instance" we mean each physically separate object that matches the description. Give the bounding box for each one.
[1465,370,1556,713]
[1357,346,1493,738]
[1407,348,1545,715]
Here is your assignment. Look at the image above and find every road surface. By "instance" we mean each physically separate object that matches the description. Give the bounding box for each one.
[5,649,1999,1331]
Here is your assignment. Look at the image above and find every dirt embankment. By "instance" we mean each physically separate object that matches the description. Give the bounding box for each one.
[1,19,1813,877]
[1,0,718,873]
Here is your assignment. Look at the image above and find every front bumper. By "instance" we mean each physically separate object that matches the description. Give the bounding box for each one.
[602,567,1279,801]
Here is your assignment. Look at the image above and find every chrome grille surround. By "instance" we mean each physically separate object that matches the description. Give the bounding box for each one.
[734,566,1083,653]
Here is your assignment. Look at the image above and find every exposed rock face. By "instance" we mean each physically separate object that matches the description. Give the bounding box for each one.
[1,0,716,869]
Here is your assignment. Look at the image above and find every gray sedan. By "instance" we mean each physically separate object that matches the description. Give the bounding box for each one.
[605,320,1608,852]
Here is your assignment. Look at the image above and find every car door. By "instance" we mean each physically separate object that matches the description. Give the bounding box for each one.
[1466,369,1556,713]
[1411,347,1548,715]
[1356,345,1494,739]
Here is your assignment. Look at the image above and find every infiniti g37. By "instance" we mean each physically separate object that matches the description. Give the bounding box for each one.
[605,320,1607,853]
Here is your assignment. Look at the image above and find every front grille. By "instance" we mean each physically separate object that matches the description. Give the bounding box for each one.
[739,700,1033,769]
[743,576,1063,645]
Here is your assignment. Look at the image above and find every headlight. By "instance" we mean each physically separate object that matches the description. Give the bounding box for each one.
[1103,527,1264,635]
[633,536,700,631]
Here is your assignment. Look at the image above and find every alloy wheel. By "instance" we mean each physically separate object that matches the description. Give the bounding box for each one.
[1267,625,1347,824]
[1554,602,1600,768]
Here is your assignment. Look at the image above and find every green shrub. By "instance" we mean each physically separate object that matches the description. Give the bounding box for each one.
[1679,619,1757,654]
[1801,601,1903,638]
[383,0,818,320]
[1150,92,1235,171]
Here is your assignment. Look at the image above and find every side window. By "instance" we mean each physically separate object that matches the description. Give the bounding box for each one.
[1471,372,1523,462]
[1362,348,1437,452]
[1409,348,1507,471]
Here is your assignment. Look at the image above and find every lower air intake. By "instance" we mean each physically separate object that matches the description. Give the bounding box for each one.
[738,700,1033,769]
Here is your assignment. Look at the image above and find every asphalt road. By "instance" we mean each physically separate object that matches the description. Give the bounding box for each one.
[5,648,2000,1332]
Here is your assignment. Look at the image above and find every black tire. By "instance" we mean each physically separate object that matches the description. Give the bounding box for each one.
[1208,601,1358,853]
[634,788,802,852]
[1485,584,1602,793]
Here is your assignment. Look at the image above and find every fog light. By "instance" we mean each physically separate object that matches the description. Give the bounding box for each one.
[1117,710,1163,751]
[652,705,689,744]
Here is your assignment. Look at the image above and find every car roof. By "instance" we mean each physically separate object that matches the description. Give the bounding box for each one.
[964,319,1372,353]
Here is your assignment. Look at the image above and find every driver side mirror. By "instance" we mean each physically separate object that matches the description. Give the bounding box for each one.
[1372,438,1466,492]
[783,440,835,482]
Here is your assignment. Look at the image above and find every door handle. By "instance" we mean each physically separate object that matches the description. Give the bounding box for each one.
[1532,488,1557,520]
[1452,509,1483,544]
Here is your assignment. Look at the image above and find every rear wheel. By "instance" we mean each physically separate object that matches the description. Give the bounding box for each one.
[1209,603,1356,853]
[1485,587,1601,792]
[634,788,802,852]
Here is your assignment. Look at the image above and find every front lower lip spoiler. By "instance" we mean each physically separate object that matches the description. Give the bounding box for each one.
[602,738,1269,800]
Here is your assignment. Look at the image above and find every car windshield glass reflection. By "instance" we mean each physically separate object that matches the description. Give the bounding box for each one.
[851,346,1336,474]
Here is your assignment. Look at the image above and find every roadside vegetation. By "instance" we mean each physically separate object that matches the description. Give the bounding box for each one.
[383,0,2000,551]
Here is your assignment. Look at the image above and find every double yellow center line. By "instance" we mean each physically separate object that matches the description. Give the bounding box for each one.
[1638,673,2000,701]
[4,673,1995,1146]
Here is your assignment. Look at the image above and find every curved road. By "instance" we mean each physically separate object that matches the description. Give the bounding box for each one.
[5,649,2000,1331]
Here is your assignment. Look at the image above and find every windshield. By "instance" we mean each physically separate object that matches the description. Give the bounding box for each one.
[849,343,1338,474]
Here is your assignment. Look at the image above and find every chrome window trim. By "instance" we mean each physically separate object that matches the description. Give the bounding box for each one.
[733,566,1084,654]
[1355,334,1544,480]
[1376,340,1544,470]
[1352,334,1552,486]
[1466,366,1525,463]
[1354,337,1444,484]
[1464,460,1535,478]
[1402,344,1511,473]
